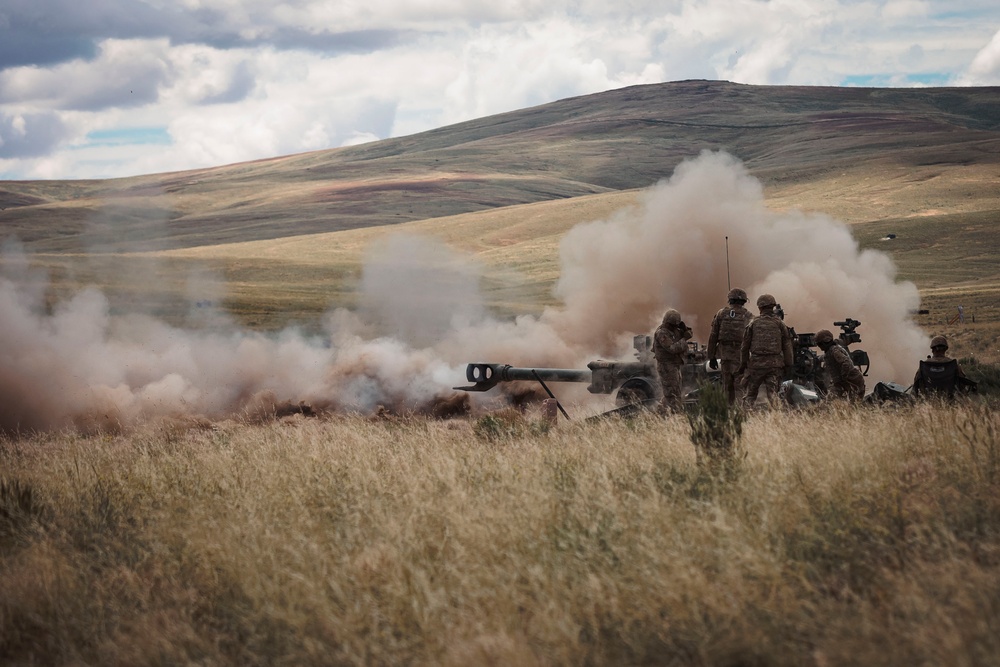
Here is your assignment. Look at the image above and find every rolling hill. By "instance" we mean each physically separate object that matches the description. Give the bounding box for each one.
[1,79,999,330]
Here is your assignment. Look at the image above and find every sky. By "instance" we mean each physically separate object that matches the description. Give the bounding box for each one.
[1,0,999,181]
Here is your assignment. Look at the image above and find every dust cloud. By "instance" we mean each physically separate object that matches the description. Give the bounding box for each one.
[543,151,926,381]
[358,233,486,349]
[0,151,927,434]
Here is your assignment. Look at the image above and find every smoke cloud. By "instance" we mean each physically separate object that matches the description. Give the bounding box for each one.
[0,151,926,434]
[541,151,926,381]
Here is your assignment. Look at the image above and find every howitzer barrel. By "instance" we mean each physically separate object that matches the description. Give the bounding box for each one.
[456,363,591,392]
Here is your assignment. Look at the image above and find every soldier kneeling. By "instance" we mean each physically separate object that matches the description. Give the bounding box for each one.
[815,329,865,401]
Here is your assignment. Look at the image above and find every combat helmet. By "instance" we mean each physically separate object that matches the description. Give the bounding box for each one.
[814,329,834,346]
[756,293,776,310]
[727,288,748,304]
[662,309,682,326]
[930,335,948,350]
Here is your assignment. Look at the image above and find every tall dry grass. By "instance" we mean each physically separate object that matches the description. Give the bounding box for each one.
[1,401,998,666]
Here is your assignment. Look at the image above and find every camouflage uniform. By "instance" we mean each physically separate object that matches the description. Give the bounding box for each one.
[739,295,793,407]
[707,289,753,404]
[913,335,967,395]
[652,309,692,412]
[816,330,865,401]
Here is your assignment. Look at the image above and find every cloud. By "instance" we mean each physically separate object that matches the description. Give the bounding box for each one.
[881,0,931,20]
[956,29,1000,85]
[359,233,487,348]
[135,73,398,175]
[0,0,178,70]
[261,27,414,53]
[0,39,169,110]
[0,111,72,158]
[0,0,427,73]
[442,19,651,122]
[0,33,98,71]
[1,1,999,178]
[341,132,380,146]
[175,56,258,106]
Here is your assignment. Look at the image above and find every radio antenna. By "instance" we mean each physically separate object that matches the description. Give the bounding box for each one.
[725,236,731,291]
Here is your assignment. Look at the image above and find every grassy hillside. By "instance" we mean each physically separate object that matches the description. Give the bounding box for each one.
[2,80,1000,337]
[2,80,999,252]
[26,187,999,338]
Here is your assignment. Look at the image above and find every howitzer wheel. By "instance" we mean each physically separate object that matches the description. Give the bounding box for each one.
[615,377,658,407]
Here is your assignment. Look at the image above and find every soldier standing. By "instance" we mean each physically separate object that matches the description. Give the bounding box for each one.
[707,287,754,405]
[815,329,865,401]
[652,308,693,413]
[739,294,794,407]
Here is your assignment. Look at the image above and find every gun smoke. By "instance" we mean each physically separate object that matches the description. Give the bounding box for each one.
[543,151,926,378]
[0,151,926,434]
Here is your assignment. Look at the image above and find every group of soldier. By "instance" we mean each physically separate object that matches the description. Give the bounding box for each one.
[650,288,964,413]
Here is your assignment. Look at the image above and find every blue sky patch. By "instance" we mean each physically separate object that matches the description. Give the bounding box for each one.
[842,73,953,87]
[83,127,172,147]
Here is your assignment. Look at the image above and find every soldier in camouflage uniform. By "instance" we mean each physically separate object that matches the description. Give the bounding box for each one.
[815,329,865,401]
[739,294,794,407]
[913,335,967,397]
[652,308,693,413]
[707,287,754,405]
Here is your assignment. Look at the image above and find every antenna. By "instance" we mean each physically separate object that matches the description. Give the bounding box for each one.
[725,236,731,291]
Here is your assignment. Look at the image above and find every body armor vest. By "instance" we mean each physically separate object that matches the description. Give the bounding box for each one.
[750,316,784,356]
[717,308,748,345]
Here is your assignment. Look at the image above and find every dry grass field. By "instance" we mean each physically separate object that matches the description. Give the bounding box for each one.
[2,400,998,665]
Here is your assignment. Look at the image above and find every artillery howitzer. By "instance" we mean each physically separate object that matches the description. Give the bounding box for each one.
[787,318,869,386]
[456,334,719,414]
[782,316,872,405]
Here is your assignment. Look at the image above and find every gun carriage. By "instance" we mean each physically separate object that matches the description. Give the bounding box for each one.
[457,334,716,410]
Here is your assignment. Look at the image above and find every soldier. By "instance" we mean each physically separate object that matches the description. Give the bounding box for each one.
[652,308,693,413]
[815,329,865,401]
[707,287,754,404]
[739,294,794,407]
[913,335,967,398]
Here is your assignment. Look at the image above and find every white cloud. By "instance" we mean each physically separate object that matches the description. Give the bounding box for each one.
[881,0,930,20]
[0,39,170,111]
[0,1,999,179]
[164,45,259,105]
[341,132,379,146]
[956,29,1000,85]
[443,21,608,122]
